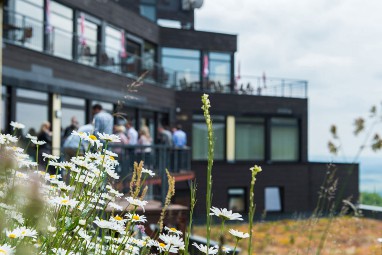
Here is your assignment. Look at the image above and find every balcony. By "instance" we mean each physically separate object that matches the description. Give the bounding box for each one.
[3,9,308,99]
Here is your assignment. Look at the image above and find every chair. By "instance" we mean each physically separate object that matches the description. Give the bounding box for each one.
[19,27,33,43]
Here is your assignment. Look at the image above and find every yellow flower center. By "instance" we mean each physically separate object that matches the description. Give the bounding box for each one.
[89,135,97,141]
[50,175,56,179]
[21,230,26,235]
[109,156,115,161]
[0,249,6,254]
[61,199,69,204]
[159,243,166,248]
[132,215,140,221]
[170,227,177,232]
[114,215,123,221]
[9,233,17,238]
[79,132,84,135]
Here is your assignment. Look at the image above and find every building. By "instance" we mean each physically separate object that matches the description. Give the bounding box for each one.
[1,0,358,218]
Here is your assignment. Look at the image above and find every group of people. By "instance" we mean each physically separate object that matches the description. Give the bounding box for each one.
[61,104,188,160]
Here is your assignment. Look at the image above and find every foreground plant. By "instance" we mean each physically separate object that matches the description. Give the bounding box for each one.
[0,123,185,255]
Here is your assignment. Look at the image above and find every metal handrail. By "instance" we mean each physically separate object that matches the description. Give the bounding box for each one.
[3,8,308,98]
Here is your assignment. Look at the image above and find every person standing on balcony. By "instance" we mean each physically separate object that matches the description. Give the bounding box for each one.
[125,120,138,145]
[173,124,187,147]
[157,125,173,146]
[92,104,113,136]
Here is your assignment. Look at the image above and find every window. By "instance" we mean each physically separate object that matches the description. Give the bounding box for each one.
[10,0,44,50]
[209,52,231,90]
[140,0,156,22]
[77,13,99,66]
[49,1,73,59]
[192,115,225,160]
[16,88,48,136]
[271,118,299,161]
[162,48,200,87]
[264,187,283,212]
[235,117,265,160]
[228,188,246,213]
[103,25,122,69]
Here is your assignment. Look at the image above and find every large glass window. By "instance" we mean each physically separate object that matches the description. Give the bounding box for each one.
[140,0,156,22]
[16,89,48,136]
[9,0,44,50]
[103,25,122,70]
[162,48,200,88]
[271,118,299,161]
[235,117,265,160]
[209,52,231,91]
[192,115,225,160]
[49,1,73,59]
[77,13,99,66]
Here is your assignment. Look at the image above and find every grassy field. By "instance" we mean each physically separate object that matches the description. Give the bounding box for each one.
[193,216,382,255]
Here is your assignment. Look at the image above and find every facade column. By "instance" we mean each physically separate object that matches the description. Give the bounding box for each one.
[226,115,235,162]
[51,93,61,157]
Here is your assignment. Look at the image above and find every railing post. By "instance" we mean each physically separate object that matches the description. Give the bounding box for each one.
[282,79,285,97]
[160,146,168,205]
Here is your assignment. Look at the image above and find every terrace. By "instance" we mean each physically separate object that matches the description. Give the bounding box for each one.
[3,8,308,99]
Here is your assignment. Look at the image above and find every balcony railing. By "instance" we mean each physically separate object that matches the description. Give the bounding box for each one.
[3,9,308,98]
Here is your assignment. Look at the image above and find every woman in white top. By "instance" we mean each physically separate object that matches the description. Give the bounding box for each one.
[138,126,152,153]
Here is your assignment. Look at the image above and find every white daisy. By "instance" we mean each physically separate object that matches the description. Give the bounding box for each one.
[5,134,18,143]
[31,139,46,145]
[228,229,250,239]
[10,121,25,130]
[159,233,184,248]
[51,196,78,207]
[109,202,123,211]
[0,244,15,255]
[164,226,183,236]
[125,197,148,212]
[192,243,218,255]
[209,207,243,221]
[26,133,37,140]
[97,132,121,142]
[42,153,60,161]
[125,213,147,223]
[142,168,156,177]
[71,130,88,139]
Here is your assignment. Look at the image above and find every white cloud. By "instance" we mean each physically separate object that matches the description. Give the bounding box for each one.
[196,0,382,160]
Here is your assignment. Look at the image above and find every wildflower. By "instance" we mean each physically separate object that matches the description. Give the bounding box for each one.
[26,133,37,140]
[5,134,18,143]
[98,132,121,142]
[71,130,88,139]
[192,243,218,255]
[47,225,57,232]
[222,246,231,253]
[159,233,184,248]
[209,207,243,221]
[142,168,156,177]
[110,215,127,224]
[109,202,123,211]
[51,196,78,207]
[106,185,123,198]
[228,229,250,239]
[6,211,24,225]
[31,139,46,145]
[125,213,147,223]
[42,153,60,161]
[0,244,15,255]
[17,227,38,239]
[125,196,148,212]
[164,226,182,236]
[79,219,86,226]
[10,121,25,130]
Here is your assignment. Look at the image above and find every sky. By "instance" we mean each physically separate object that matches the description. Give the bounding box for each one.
[195,0,382,164]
